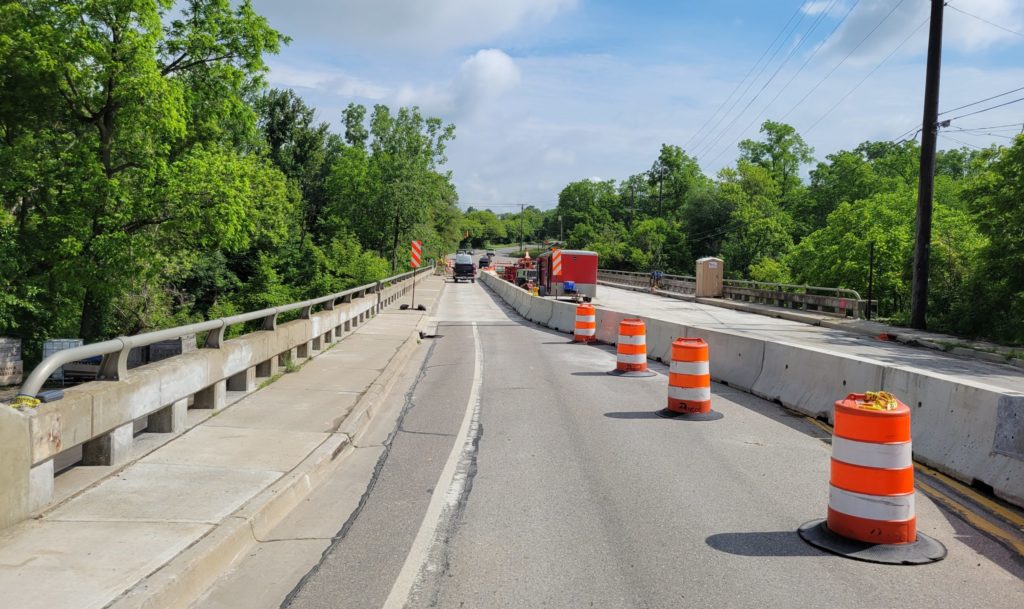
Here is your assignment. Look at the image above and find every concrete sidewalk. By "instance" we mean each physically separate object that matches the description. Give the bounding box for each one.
[0,277,444,609]
[597,282,1024,395]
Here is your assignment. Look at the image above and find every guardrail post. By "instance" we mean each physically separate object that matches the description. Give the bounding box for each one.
[29,459,53,514]
[255,356,279,378]
[97,339,130,380]
[0,407,33,529]
[149,398,188,433]
[299,305,313,320]
[194,380,226,410]
[204,325,226,348]
[262,312,278,331]
[376,281,383,312]
[227,367,256,393]
[82,421,133,466]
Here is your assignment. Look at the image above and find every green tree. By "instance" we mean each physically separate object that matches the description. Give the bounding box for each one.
[0,0,286,341]
[960,136,1024,340]
[646,144,706,219]
[738,120,814,200]
[718,162,793,275]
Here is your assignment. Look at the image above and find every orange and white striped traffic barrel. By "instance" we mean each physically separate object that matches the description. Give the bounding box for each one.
[607,319,655,377]
[657,338,722,420]
[573,303,596,343]
[798,393,946,564]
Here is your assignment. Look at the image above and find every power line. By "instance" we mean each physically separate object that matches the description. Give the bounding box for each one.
[948,122,1023,132]
[690,5,812,155]
[947,3,1024,40]
[953,131,1018,140]
[805,16,929,135]
[939,133,983,149]
[946,95,1024,122]
[780,0,908,123]
[684,4,806,152]
[698,0,848,162]
[891,125,922,142]
[939,85,1024,117]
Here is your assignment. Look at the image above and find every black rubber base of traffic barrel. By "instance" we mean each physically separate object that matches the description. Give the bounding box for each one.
[655,408,723,421]
[606,369,657,378]
[797,519,947,565]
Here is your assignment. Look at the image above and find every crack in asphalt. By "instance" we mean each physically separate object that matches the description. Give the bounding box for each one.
[279,341,438,609]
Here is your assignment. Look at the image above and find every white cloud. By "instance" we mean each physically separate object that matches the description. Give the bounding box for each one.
[267,63,391,100]
[395,49,522,119]
[267,49,520,122]
[251,0,577,52]
[801,1,839,17]
[945,0,1024,52]
[253,2,1024,211]
[542,147,576,165]
[818,0,1024,63]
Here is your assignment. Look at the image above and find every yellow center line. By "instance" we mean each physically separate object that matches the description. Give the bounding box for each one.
[916,477,1024,557]
[914,462,1024,532]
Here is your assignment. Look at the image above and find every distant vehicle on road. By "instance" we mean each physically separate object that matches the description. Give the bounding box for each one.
[478,256,491,268]
[487,251,496,257]
[515,268,537,287]
[453,252,476,283]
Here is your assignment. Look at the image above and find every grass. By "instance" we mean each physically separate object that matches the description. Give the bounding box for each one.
[283,357,300,374]
[258,372,284,390]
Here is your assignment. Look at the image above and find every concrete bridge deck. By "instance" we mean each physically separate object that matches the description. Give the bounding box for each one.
[197,277,1023,609]
[2,272,1022,609]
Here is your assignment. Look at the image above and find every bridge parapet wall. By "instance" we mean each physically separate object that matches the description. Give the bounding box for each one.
[0,267,432,531]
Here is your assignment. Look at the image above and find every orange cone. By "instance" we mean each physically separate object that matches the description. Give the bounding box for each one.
[573,303,596,343]
[798,393,946,564]
[607,319,655,377]
[657,338,722,420]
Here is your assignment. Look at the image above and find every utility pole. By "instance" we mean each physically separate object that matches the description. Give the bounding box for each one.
[519,203,525,254]
[867,241,875,321]
[559,215,563,243]
[910,0,944,330]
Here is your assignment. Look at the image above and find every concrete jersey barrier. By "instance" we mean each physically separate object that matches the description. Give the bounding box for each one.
[0,269,432,531]
[479,271,1024,507]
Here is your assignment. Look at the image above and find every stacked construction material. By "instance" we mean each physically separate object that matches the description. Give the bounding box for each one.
[0,338,22,386]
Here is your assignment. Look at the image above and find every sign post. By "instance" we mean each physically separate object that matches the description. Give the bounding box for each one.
[410,240,422,310]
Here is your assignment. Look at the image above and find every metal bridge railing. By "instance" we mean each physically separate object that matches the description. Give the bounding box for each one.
[17,266,432,399]
[596,269,868,318]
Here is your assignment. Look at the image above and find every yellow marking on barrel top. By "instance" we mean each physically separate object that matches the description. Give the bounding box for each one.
[803,414,1024,558]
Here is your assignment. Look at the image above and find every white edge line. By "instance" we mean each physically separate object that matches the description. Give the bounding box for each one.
[380,322,483,609]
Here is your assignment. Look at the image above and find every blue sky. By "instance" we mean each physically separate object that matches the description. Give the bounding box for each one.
[249,0,1024,210]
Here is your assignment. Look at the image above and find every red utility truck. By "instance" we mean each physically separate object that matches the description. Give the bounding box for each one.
[536,249,598,300]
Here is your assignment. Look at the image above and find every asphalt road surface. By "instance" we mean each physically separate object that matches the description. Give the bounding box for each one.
[280,279,1023,609]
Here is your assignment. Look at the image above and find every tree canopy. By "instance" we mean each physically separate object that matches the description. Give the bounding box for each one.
[525,119,1022,344]
[0,1,461,363]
